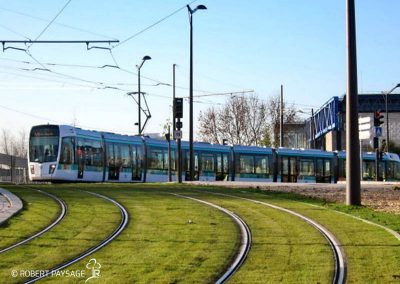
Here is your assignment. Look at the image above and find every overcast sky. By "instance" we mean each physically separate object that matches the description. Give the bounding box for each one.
[0,0,399,139]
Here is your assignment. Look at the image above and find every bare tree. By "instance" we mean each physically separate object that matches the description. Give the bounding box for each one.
[1,128,13,155]
[198,94,269,146]
[198,107,221,144]
[197,93,299,147]
[0,128,28,157]
[14,129,28,158]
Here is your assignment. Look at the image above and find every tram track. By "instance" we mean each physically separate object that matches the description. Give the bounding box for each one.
[0,186,67,254]
[169,193,252,284]
[194,190,347,284]
[22,190,128,283]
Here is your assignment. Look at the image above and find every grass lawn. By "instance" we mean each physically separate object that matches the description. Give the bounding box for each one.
[1,183,399,283]
[0,185,121,284]
[0,186,60,250]
[188,185,400,284]
[46,184,240,284]
[172,189,334,284]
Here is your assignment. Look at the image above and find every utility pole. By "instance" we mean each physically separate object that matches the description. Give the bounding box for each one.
[346,0,361,205]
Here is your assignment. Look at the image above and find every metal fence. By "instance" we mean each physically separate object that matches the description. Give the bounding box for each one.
[0,153,28,183]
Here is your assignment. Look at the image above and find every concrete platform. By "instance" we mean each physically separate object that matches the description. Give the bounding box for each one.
[0,188,23,225]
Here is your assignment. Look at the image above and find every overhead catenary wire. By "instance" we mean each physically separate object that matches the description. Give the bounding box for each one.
[112,0,198,49]
[0,6,117,40]
[27,0,73,50]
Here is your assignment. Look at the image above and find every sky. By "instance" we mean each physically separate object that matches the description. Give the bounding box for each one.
[0,0,399,140]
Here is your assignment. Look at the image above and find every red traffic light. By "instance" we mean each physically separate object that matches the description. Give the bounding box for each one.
[374,110,384,126]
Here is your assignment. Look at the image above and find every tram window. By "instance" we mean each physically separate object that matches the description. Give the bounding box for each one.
[299,159,314,176]
[223,154,229,172]
[316,159,324,176]
[255,156,268,174]
[60,137,75,165]
[83,139,94,166]
[131,146,137,167]
[115,144,122,167]
[92,140,103,167]
[77,138,84,162]
[338,159,346,178]
[380,162,386,180]
[171,150,176,170]
[363,161,375,180]
[394,163,400,180]
[202,154,214,171]
[282,158,289,175]
[29,126,59,163]
[163,152,169,170]
[121,144,130,168]
[149,148,164,169]
[107,143,115,167]
[325,160,331,175]
[240,155,254,173]
[217,155,222,172]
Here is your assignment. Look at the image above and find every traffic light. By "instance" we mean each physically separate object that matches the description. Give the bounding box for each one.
[174,98,183,119]
[373,110,384,127]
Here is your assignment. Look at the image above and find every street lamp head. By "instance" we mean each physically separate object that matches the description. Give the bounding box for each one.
[188,4,207,14]
[142,55,151,61]
[396,83,400,88]
[195,4,207,11]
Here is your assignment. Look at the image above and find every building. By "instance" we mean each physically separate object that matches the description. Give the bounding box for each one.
[305,93,400,152]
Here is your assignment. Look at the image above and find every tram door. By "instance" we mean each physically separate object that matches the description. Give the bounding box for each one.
[216,153,229,181]
[185,152,199,181]
[281,156,297,182]
[316,158,331,183]
[77,142,84,179]
[131,145,142,181]
[107,143,120,180]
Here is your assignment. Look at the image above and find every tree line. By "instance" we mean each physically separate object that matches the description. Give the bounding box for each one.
[0,129,28,158]
[197,94,298,147]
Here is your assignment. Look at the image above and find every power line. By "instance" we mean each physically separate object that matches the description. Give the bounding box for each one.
[0,24,31,40]
[0,6,116,40]
[28,0,73,50]
[113,0,197,48]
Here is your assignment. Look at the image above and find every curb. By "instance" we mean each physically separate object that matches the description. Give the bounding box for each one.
[0,188,23,225]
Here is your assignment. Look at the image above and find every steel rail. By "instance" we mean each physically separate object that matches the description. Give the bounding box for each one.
[168,193,251,284]
[0,187,67,254]
[23,190,128,284]
[200,191,347,284]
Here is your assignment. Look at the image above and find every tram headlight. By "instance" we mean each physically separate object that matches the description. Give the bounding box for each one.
[30,165,35,175]
[49,164,56,174]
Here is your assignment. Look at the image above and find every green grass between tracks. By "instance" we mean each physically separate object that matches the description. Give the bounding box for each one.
[175,190,334,283]
[0,186,59,250]
[0,185,121,284]
[1,183,399,283]
[43,184,239,284]
[188,185,400,284]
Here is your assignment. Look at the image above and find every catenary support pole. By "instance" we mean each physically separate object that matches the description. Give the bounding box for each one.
[345,0,361,205]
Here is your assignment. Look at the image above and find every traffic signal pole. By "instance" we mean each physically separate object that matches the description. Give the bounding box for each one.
[373,110,384,181]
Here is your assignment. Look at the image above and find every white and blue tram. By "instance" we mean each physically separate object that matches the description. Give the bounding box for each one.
[28,124,400,183]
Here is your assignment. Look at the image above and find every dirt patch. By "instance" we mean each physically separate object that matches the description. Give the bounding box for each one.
[191,181,400,214]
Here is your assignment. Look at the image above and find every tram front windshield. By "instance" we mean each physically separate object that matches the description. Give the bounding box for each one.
[29,126,59,163]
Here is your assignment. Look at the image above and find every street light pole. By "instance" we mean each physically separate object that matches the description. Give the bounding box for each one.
[384,83,400,152]
[136,55,151,135]
[187,4,207,181]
